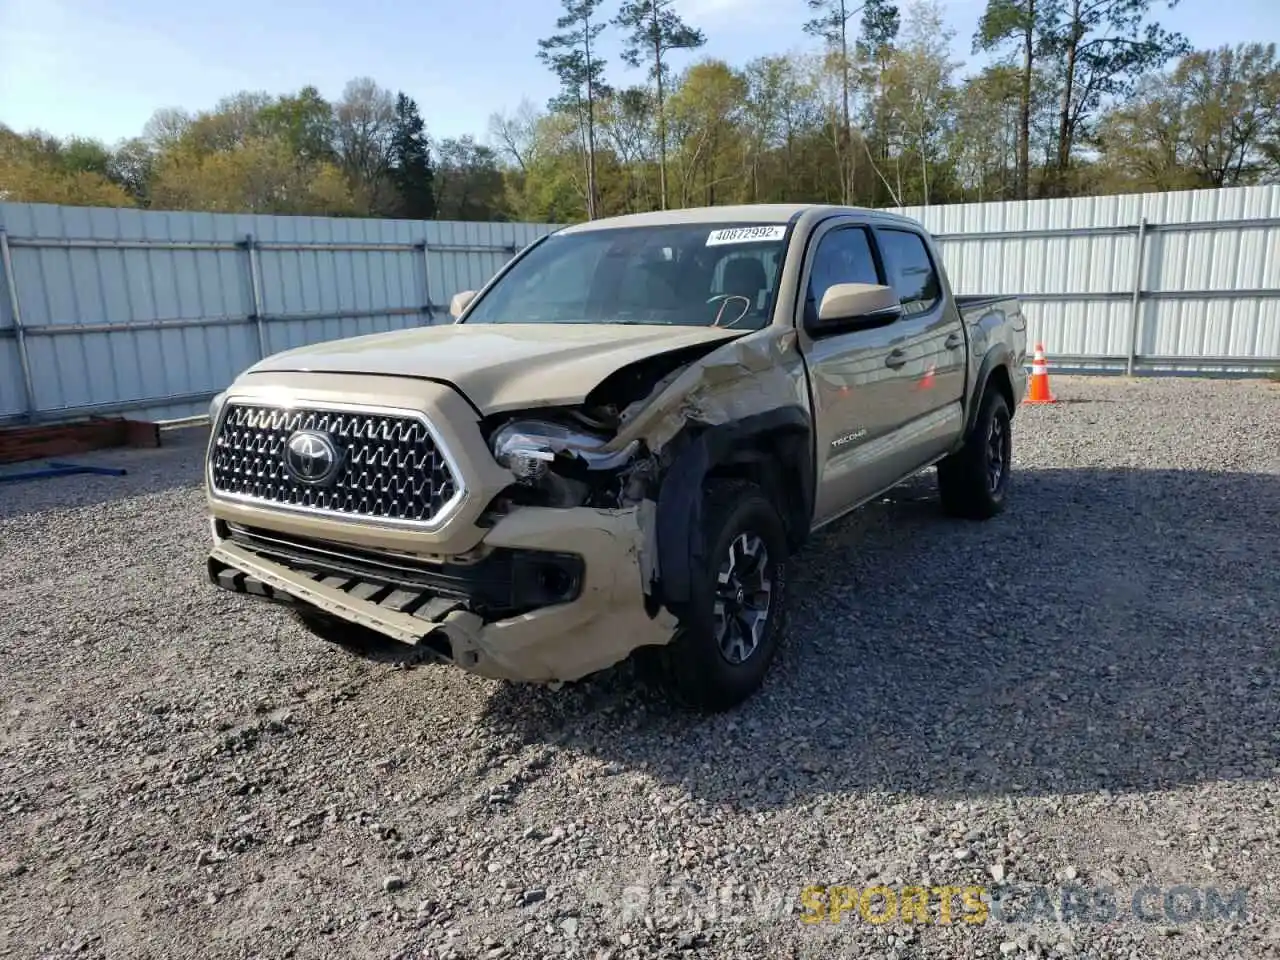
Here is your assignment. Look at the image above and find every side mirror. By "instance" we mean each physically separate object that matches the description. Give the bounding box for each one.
[450,290,477,319]
[816,283,902,328]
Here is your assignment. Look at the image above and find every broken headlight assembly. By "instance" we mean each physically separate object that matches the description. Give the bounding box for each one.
[489,418,645,508]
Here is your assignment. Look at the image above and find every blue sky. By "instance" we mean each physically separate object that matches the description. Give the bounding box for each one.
[2,0,1276,148]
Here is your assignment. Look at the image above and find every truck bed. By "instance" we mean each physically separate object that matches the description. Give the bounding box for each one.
[954,294,1015,311]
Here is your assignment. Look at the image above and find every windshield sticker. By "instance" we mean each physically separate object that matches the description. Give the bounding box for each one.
[706,225,787,246]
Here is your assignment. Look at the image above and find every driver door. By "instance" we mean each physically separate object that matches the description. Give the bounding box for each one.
[800,220,918,526]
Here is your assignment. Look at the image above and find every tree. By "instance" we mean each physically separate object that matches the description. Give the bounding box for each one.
[1096,43,1280,189]
[181,92,275,155]
[333,77,397,210]
[855,0,902,190]
[109,137,157,205]
[515,110,606,221]
[141,108,193,151]
[857,0,900,61]
[488,100,544,176]
[755,54,827,201]
[260,86,336,165]
[974,0,1053,200]
[803,0,862,203]
[598,87,657,211]
[1042,0,1190,192]
[882,0,959,205]
[537,0,611,219]
[949,66,1024,200]
[148,137,358,215]
[58,137,115,178]
[1174,44,1280,186]
[741,57,789,202]
[8,24,1276,222]
[667,60,747,206]
[614,0,707,210]
[1093,73,1195,190]
[0,126,133,207]
[434,137,508,221]
[388,93,436,219]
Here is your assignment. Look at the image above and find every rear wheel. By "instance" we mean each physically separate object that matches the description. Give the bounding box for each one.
[937,388,1012,519]
[642,479,790,712]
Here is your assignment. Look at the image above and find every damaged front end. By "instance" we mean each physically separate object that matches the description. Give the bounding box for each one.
[206,327,807,685]
[475,327,811,615]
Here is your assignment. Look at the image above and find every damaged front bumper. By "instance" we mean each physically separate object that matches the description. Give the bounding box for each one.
[208,505,678,684]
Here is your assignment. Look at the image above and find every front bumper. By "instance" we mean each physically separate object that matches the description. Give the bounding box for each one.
[208,504,678,683]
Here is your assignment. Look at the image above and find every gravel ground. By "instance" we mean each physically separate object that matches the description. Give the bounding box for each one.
[2,375,1279,960]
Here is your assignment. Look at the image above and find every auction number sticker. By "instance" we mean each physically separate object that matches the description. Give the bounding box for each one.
[706,225,787,246]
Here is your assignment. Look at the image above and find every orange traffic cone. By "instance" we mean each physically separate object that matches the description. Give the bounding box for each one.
[1026,342,1057,404]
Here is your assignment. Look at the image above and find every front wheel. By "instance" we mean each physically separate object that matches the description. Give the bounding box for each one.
[642,479,790,712]
[937,388,1013,519]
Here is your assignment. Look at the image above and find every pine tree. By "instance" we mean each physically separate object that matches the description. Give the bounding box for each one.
[538,0,611,219]
[389,93,436,219]
[614,0,706,210]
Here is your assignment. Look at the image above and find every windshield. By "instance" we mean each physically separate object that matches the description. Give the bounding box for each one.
[461,222,791,329]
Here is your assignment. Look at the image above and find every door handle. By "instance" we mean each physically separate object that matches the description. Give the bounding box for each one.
[885,349,907,369]
[944,332,963,349]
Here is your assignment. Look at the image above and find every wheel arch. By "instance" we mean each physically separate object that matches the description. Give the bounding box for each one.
[964,345,1017,440]
[653,406,813,620]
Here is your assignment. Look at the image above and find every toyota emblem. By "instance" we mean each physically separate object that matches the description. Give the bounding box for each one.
[284,430,341,485]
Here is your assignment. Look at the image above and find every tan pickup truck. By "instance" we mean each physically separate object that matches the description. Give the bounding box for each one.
[205,204,1027,710]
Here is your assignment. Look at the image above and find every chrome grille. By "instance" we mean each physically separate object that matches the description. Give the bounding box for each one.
[209,403,461,525]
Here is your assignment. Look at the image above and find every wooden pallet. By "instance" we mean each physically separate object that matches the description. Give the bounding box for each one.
[0,417,161,465]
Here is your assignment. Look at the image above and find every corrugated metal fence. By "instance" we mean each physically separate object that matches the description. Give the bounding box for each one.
[897,184,1280,375]
[2,186,1278,424]
[0,203,556,423]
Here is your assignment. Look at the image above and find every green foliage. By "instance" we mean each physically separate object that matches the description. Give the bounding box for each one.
[614,0,706,209]
[0,125,132,206]
[433,137,507,221]
[389,94,437,219]
[1095,43,1280,190]
[538,0,612,218]
[615,0,706,84]
[857,0,901,62]
[260,86,337,165]
[803,0,858,49]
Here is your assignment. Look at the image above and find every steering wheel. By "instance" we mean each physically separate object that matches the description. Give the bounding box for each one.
[706,293,752,327]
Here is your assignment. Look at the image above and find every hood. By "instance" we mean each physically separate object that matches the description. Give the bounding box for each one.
[246,322,748,413]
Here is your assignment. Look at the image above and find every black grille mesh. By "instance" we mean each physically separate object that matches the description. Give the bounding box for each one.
[209,404,459,523]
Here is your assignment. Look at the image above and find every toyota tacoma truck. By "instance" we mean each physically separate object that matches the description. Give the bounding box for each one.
[205,204,1026,711]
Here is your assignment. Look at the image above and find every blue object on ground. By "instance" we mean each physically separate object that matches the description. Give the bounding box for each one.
[0,461,129,484]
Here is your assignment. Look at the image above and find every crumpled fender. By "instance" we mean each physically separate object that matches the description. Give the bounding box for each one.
[653,407,812,618]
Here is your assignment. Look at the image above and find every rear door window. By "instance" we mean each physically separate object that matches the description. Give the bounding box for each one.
[876,229,941,316]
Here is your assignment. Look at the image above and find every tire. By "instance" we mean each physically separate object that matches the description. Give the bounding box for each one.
[643,479,790,712]
[937,387,1013,520]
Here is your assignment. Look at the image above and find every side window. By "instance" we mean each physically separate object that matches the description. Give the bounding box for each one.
[876,229,941,316]
[805,227,880,325]
[803,225,885,327]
